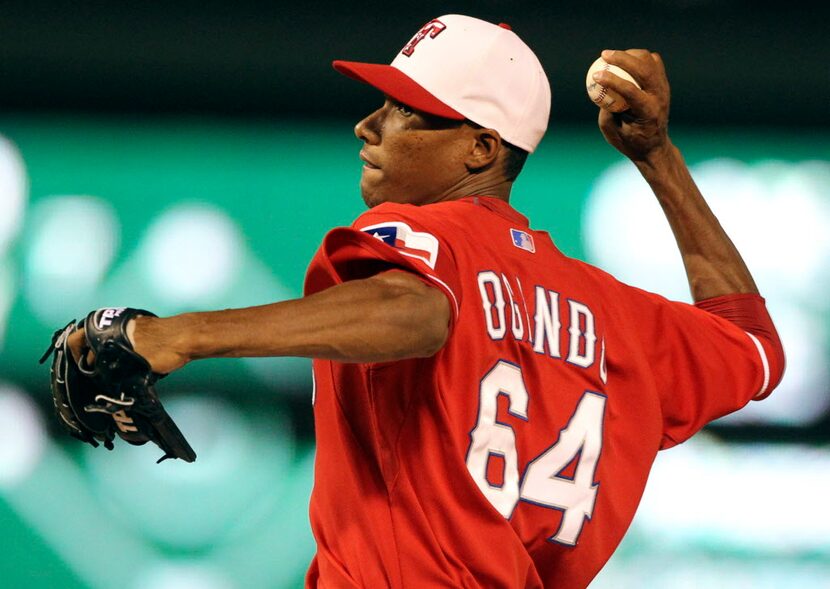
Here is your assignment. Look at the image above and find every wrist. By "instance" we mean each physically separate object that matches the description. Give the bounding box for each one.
[163,314,197,365]
[132,314,194,371]
[633,139,678,175]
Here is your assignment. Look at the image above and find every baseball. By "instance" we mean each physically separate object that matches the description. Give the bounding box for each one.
[585,57,640,113]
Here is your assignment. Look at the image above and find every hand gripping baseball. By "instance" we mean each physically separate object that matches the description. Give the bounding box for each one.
[593,49,671,162]
[40,307,197,463]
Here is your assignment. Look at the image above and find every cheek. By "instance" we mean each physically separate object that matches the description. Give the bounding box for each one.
[365,131,467,204]
[394,137,459,182]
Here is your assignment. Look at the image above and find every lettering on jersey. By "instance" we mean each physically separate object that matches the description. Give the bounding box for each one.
[401,19,447,57]
[510,229,535,253]
[599,337,608,384]
[361,221,439,269]
[533,286,561,358]
[478,271,507,340]
[565,300,596,368]
[502,273,524,341]
[515,276,533,345]
[474,272,604,382]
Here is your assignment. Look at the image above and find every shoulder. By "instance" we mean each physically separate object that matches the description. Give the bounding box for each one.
[353,200,472,227]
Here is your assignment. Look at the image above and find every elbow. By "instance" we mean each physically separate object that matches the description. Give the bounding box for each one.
[417,312,449,357]
[371,271,450,359]
[759,313,787,397]
[767,335,786,394]
[753,332,786,401]
[402,287,450,358]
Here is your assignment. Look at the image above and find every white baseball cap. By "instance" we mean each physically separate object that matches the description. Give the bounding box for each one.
[333,14,551,153]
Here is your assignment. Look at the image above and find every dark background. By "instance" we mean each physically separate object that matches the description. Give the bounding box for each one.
[0,6,826,587]
[2,1,827,443]
[2,0,827,127]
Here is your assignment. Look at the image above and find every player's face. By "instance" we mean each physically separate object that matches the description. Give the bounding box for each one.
[354,98,477,207]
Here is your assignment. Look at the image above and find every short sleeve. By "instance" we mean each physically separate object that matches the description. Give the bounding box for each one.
[624,287,779,449]
[304,203,462,324]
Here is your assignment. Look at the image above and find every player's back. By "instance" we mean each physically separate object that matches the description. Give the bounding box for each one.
[368,196,664,587]
[306,195,768,588]
[422,196,667,587]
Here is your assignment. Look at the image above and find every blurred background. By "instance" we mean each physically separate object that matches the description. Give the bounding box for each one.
[1,1,828,587]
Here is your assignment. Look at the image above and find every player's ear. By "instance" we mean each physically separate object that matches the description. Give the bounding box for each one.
[464,126,502,173]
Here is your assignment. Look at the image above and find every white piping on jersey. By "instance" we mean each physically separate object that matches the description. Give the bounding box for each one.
[386,248,459,317]
[745,332,770,399]
[515,276,533,345]
[599,337,608,385]
[414,268,459,317]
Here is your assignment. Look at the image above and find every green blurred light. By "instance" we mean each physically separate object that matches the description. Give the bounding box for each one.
[584,159,830,426]
[23,195,119,323]
[0,136,27,254]
[84,394,295,551]
[141,204,244,305]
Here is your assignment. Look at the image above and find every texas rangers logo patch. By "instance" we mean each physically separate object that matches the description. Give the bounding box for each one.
[361,221,439,269]
[510,228,535,253]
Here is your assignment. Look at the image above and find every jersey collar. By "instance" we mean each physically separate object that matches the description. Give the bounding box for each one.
[463,195,530,227]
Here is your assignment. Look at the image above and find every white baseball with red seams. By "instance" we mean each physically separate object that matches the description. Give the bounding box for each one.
[586,57,641,113]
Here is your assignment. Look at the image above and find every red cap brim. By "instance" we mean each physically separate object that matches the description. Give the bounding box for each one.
[332,60,465,120]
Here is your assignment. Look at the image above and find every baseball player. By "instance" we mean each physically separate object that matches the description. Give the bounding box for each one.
[61,14,784,588]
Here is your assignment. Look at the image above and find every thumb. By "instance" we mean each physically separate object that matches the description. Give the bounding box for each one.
[67,328,95,365]
[126,318,138,349]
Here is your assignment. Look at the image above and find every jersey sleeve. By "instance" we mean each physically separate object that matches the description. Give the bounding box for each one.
[304,202,462,324]
[693,293,785,400]
[623,287,785,449]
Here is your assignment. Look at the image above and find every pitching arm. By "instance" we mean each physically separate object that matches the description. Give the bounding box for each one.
[593,49,758,301]
[595,49,784,393]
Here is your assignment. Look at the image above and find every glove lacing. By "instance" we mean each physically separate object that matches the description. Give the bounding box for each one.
[84,393,136,414]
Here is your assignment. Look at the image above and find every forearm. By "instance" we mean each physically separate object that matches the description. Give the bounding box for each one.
[133,272,450,370]
[636,141,758,301]
[637,141,783,393]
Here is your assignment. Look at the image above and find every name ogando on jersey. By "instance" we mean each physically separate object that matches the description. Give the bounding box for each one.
[476,271,607,384]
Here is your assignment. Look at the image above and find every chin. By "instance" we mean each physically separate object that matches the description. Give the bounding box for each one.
[360,184,385,208]
[360,188,375,208]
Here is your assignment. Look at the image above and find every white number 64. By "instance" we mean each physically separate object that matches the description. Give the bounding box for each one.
[465,360,606,546]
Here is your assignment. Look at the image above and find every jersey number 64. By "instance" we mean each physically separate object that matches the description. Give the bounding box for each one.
[465,360,607,546]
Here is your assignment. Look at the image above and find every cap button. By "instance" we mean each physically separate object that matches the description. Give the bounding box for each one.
[498,22,512,30]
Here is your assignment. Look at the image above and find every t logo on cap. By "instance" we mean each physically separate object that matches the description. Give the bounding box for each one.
[333,14,551,152]
[401,19,447,57]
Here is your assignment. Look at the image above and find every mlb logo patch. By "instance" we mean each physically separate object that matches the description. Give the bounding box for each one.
[361,221,440,269]
[510,228,535,253]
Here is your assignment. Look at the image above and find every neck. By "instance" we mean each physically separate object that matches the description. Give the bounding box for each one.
[431,172,513,204]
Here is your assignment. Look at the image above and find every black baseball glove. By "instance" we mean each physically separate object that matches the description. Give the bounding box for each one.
[40,307,196,463]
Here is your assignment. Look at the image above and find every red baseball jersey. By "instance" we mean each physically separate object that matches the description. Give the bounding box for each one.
[303,196,782,588]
